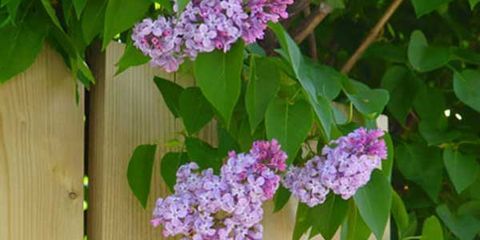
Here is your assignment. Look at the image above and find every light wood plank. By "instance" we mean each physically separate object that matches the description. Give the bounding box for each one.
[87,42,216,240]
[0,45,84,240]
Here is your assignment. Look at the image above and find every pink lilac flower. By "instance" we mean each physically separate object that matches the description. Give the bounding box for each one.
[131,0,293,72]
[151,140,287,239]
[283,128,388,205]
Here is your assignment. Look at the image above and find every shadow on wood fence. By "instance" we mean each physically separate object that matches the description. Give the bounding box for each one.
[0,43,389,240]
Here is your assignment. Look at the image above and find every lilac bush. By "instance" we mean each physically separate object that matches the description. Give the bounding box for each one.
[151,140,287,239]
[132,0,293,72]
[283,128,387,206]
[150,129,388,238]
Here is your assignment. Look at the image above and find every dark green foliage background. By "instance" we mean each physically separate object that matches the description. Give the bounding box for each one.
[2,0,480,239]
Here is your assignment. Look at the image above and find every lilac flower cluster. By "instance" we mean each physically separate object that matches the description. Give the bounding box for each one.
[283,128,387,206]
[283,156,329,207]
[151,140,287,239]
[132,0,293,72]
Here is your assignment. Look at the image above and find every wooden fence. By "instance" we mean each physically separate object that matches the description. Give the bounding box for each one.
[0,43,388,240]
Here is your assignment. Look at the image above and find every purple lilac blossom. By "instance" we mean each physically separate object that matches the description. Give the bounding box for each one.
[131,0,293,72]
[131,17,183,72]
[282,156,330,207]
[151,140,287,239]
[283,128,388,206]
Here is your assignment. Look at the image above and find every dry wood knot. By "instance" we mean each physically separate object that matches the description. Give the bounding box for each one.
[68,192,78,199]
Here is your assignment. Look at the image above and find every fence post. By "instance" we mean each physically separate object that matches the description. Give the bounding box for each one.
[0,45,84,240]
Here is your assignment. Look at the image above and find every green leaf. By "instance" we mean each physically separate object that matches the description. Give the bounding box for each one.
[454,69,480,112]
[127,144,157,208]
[436,204,480,240]
[246,57,280,132]
[418,121,460,146]
[382,133,394,181]
[185,137,222,171]
[179,87,214,135]
[469,0,480,9]
[103,0,151,49]
[312,95,336,140]
[443,147,480,193]
[346,86,389,118]
[310,194,349,240]
[381,66,419,124]
[154,77,184,118]
[76,57,96,87]
[354,170,392,239]
[414,85,452,145]
[41,0,63,29]
[116,41,150,75]
[421,216,444,240]
[396,143,443,201]
[458,201,480,219]
[175,0,190,13]
[160,152,188,192]
[391,190,409,237]
[273,186,291,212]
[0,12,49,83]
[81,0,107,44]
[265,98,313,164]
[364,43,407,63]
[194,41,244,125]
[325,0,345,9]
[268,23,302,75]
[217,127,240,156]
[292,203,311,240]
[341,201,372,240]
[269,23,338,139]
[408,30,450,72]
[451,47,480,65]
[411,0,452,17]
[4,0,21,20]
[73,0,87,18]
[301,59,343,101]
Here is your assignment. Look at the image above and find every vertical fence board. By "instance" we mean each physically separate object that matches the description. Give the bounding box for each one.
[0,46,84,240]
[87,42,216,240]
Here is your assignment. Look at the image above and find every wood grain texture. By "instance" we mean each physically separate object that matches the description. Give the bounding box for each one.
[0,45,84,240]
[87,42,216,240]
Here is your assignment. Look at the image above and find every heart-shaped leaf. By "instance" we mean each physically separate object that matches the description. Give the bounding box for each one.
[179,87,214,135]
[408,30,450,72]
[421,216,444,240]
[354,170,392,239]
[160,152,189,192]
[246,57,280,132]
[411,0,453,17]
[265,98,313,163]
[443,147,480,193]
[154,77,184,118]
[195,41,244,126]
[127,144,157,208]
[454,69,480,112]
[396,143,443,201]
